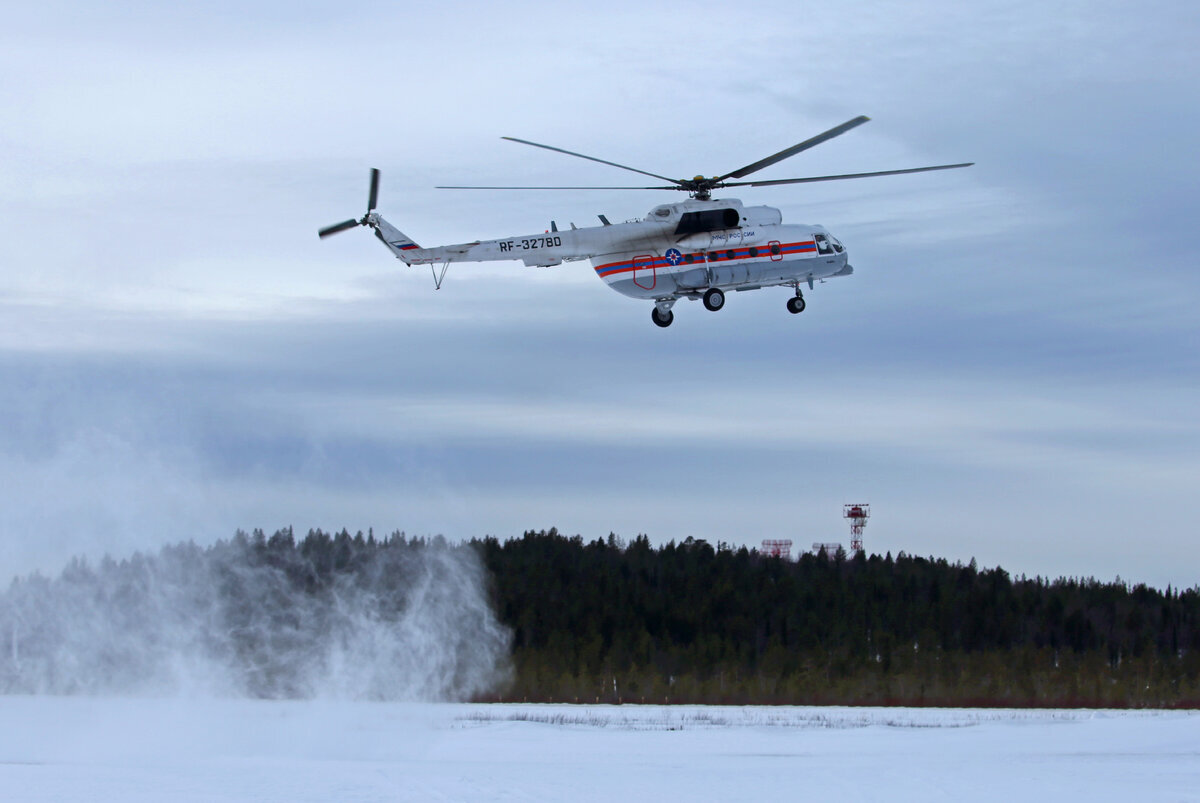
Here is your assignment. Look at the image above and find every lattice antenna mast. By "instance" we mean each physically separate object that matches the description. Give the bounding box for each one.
[761,539,792,560]
[844,504,870,554]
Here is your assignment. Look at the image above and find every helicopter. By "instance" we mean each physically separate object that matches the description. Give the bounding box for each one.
[318,116,972,327]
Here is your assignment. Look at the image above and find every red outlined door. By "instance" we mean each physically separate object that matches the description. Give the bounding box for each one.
[633,255,656,290]
[768,240,783,261]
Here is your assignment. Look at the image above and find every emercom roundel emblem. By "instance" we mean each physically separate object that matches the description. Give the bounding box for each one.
[664,248,683,266]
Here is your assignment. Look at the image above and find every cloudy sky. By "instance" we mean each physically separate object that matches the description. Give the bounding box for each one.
[2,0,1197,588]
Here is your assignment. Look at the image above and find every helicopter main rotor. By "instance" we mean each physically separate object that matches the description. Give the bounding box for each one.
[437,115,972,201]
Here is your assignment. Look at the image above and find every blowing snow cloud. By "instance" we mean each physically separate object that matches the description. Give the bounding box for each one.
[0,530,512,701]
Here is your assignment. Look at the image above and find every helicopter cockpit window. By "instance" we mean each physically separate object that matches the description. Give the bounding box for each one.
[674,208,741,236]
[814,233,833,255]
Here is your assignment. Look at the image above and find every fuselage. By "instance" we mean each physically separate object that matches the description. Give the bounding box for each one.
[396,197,850,301]
[590,198,849,300]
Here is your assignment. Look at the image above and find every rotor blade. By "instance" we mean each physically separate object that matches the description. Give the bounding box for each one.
[712,116,872,183]
[318,219,361,238]
[436,184,680,191]
[501,137,683,185]
[367,168,380,212]
[719,162,975,188]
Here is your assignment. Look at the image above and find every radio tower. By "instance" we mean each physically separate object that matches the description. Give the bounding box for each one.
[844,504,870,554]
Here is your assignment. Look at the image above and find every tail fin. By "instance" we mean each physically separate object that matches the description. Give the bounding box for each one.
[370,215,421,265]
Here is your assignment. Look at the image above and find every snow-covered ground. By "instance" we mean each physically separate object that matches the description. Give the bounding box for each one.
[1,698,1196,801]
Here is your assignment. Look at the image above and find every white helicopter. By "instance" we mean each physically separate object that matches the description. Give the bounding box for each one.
[319,116,971,327]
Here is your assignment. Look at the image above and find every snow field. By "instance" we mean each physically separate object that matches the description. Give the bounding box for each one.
[0,698,1196,801]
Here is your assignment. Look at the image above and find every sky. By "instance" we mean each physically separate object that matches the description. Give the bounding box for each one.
[2,0,1198,588]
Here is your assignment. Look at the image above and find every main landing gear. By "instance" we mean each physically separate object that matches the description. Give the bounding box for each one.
[702,287,725,312]
[787,291,807,314]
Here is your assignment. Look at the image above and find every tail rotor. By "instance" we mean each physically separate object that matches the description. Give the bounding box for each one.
[318,168,380,239]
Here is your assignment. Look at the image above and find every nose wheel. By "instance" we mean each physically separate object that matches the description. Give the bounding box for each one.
[651,301,675,328]
[787,293,807,314]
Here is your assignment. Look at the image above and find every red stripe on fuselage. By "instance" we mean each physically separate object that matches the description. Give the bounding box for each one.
[594,240,816,279]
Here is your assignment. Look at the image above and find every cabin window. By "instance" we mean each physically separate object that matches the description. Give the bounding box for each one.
[725,250,735,260]
[770,243,781,256]
[748,247,758,257]
[684,253,694,263]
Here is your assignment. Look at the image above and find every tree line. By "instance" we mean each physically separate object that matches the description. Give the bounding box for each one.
[474,529,1200,707]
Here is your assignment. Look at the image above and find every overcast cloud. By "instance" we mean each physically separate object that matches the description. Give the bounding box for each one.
[2,0,1197,588]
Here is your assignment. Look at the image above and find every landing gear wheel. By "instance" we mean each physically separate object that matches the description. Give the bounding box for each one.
[651,307,674,328]
[787,295,807,314]
[702,288,725,312]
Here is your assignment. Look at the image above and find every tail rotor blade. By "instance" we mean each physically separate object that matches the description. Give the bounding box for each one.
[320,170,382,239]
[318,219,361,239]
[367,168,380,212]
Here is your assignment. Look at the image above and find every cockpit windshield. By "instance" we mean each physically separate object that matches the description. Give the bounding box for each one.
[814,233,846,255]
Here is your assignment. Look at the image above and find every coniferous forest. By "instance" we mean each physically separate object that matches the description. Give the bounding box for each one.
[4,527,1199,707]
[479,530,1200,707]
